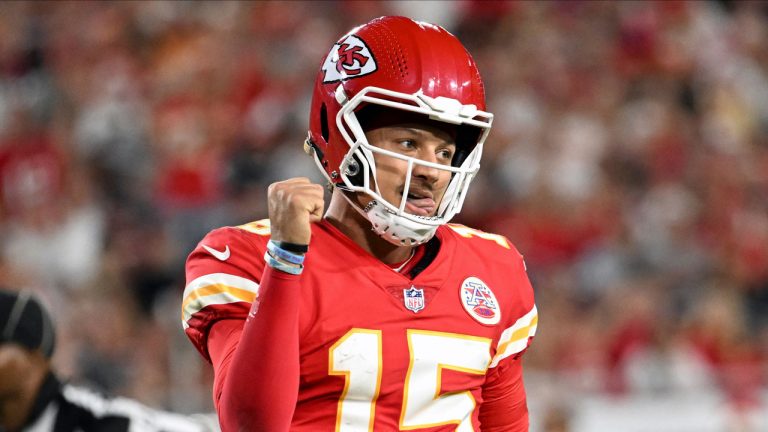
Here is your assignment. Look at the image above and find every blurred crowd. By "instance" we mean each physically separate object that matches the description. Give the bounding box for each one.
[0,1,765,430]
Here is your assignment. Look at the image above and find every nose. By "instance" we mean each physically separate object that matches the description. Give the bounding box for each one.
[411,149,440,183]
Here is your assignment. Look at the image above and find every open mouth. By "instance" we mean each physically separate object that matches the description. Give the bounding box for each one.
[402,189,436,216]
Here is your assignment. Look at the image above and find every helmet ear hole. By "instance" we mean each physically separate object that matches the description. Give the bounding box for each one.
[345,153,365,187]
[320,103,329,142]
[345,158,360,177]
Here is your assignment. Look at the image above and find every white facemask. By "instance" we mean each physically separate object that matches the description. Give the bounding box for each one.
[314,85,493,246]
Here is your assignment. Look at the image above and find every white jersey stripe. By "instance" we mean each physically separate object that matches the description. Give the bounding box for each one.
[489,305,538,368]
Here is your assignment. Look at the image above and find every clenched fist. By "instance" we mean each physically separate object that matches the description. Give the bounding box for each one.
[268,177,325,245]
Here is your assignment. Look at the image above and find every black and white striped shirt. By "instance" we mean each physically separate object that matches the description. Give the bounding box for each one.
[18,373,219,432]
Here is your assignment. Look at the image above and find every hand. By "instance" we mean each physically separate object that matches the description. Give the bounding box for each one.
[268,177,325,245]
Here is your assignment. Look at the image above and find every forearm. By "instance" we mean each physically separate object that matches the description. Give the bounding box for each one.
[479,359,529,432]
[480,398,528,432]
[217,266,301,432]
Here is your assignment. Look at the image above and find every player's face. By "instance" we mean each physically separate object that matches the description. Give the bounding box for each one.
[365,123,456,217]
[0,345,33,417]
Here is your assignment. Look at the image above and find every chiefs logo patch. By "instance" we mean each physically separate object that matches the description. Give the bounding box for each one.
[460,277,501,325]
[322,35,377,83]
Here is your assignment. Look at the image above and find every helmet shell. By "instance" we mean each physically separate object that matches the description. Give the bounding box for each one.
[308,16,487,183]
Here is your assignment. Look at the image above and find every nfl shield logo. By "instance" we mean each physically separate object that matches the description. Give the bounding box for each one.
[403,287,425,313]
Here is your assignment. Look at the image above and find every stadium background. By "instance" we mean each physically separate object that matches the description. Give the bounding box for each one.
[0,1,766,430]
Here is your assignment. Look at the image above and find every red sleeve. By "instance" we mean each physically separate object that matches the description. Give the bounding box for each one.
[478,357,529,431]
[207,319,241,410]
[183,226,265,362]
[211,266,302,432]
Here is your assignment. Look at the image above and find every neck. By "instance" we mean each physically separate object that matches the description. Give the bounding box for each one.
[325,189,414,265]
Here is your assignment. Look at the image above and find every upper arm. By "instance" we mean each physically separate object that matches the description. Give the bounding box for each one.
[182,225,267,361]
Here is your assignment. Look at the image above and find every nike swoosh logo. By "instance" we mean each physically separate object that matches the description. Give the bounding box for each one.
[203,244,230,261]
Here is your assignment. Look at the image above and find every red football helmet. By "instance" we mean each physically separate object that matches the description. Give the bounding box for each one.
[306,16,493,245]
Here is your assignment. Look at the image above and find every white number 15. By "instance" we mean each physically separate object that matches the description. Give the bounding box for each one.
[329,329,492,432]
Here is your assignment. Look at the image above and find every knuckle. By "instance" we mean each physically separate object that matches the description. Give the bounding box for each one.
[270,182,286,195]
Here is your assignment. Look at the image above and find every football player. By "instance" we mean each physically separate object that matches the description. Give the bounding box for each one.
[183,16,537,431]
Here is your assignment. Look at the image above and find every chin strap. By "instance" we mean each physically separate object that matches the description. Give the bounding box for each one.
[337,186,377,223]
[334,186,437,246]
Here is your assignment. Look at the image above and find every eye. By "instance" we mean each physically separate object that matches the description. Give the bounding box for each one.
[437,148,454,162]
[397,139,417,151]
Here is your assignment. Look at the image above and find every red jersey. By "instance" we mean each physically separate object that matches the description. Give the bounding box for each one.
[183,219,537,431]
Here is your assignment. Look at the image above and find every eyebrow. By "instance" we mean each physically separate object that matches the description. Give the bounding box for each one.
[389,127,422,135]
[388,127,456,146]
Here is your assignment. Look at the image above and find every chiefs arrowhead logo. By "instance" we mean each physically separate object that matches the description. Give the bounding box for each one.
[322,35,377,83]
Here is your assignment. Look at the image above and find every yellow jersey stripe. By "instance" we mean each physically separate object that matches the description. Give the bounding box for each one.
[236,219,271,236]
[489,305,538,368]
[181,273,260,327]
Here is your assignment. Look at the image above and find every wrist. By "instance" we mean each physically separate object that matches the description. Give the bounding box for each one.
[273,241,309,254]
[264,252,303,275]
[264,240,306,275]
[267,240,306,265]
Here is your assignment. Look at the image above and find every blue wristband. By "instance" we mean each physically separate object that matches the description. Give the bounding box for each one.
[264,251,303,275]
[267,240,306,265]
